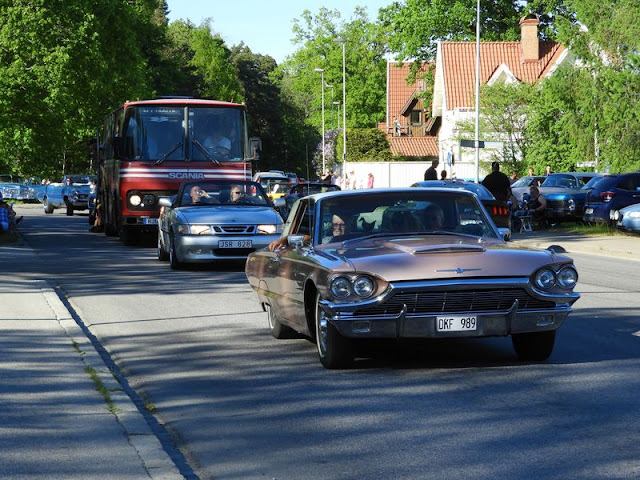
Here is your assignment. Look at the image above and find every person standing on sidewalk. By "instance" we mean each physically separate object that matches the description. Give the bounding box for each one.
[424,159,439,180]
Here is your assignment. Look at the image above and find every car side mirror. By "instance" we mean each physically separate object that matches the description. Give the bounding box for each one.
[288,234,306,247]
[158,197,172,208]
[272,197,285,208]
[497,227,511,242]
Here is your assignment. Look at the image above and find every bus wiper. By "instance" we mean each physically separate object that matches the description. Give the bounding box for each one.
[155,141,184,165]
[192,140,220,165]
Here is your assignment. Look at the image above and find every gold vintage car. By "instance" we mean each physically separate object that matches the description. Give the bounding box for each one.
[245,188,580,369]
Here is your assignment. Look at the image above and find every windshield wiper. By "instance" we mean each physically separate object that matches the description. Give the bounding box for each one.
[191,140,220,165]
[155,141,184,165]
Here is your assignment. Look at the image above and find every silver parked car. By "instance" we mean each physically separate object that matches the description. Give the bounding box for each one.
[157,180,283,269]
[611,203,640,233]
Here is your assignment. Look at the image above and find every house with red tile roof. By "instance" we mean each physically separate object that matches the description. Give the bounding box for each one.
[378,61,439,159]
[431,15,568,180]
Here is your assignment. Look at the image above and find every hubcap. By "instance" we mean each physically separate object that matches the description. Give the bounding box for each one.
[317,306,328,356]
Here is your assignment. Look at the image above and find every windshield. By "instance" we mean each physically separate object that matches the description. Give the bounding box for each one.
[122,106,245,163]
[541,174,593,189]
[178,180,270,207]
[316,191,498,244]
[293,184,340,196]
[511,176,538,188]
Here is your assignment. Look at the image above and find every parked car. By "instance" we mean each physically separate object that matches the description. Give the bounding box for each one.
[412,180,512,239]
[539,172,603,222]
[511,175,546,202]
[41,174,94,215]
[245,188,580,369]
[611,203,640,233]
[0,175,39,202]
[583,172,640,224]
[157,179,283,269]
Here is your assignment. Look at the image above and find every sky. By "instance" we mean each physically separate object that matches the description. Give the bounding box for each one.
[166,0,393,64]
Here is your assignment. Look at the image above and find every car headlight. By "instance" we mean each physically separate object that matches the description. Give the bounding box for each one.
[534,268,556,289]
[611,210,619,221]
[257,223,284,235]
[567,197,575,211]
[129,194,142,206]
[557,266,578,289]
[189,225,212,235]
[330,276,352,299]
[353,276,375,298]
[176,224,211,235]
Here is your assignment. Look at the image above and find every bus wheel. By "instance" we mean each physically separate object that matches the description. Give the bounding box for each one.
[105,223,118,237]
[120,227,137,246]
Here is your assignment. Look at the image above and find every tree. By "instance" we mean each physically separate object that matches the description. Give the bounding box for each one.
[0,0,157,177]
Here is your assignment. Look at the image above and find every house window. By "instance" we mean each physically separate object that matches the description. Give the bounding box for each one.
[410,110,421,125]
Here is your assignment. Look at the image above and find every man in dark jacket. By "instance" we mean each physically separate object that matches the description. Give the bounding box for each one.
[482,161,511,203]
[424,159,439,180]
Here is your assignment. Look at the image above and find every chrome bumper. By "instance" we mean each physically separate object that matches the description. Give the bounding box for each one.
[319,278,580,339]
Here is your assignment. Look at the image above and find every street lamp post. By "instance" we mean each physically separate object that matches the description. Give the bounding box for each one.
[314,67,326,175]
[326,84,334,130]
[474,0,481,183]
[335,38,347,184]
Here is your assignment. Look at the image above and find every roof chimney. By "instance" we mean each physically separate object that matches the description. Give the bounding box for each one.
[519,14,540,62]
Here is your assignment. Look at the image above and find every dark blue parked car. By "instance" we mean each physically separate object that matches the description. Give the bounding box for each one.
[540,173,603,222]
[583,172,640,224]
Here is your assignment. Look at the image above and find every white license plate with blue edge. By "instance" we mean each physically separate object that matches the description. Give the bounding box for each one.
[143,218,159,225]
[437,316,477,332]
[218,240,252,248]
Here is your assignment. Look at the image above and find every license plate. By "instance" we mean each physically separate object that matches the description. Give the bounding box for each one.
[436,316,477,332]
[218,240,252,248]
[143,218,159,225]
[584,208,593,215]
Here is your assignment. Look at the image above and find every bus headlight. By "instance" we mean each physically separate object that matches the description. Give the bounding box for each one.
[129,194,142,206]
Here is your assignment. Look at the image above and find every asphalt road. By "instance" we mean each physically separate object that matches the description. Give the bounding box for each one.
[12,204,640,480]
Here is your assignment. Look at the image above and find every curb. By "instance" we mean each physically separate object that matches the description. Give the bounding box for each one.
[38,280,185,480]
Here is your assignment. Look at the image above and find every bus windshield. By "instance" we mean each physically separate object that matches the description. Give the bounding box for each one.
[122,106,245,163]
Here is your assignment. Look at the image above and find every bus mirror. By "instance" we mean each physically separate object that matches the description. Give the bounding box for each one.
[248,137,262,162]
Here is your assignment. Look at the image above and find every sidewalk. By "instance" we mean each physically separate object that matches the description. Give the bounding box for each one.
[511,229,639,261]
[0,243,184,479]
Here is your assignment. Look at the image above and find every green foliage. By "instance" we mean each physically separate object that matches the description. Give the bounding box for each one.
[335,128,391,162]
[0,0,158,177]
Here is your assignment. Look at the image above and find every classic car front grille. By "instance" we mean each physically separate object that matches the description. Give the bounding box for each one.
[213,225,256,234]
[354,288,555,317]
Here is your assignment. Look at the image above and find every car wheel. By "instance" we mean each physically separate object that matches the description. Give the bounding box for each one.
[266,303,295,339]
[315,293,352,369]
[512,330,556,361]
[169,233,181,270]
[157,231,169,261]
[43,197,54,214]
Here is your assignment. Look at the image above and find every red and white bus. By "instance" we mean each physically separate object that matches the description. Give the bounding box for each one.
[98,98,259,244]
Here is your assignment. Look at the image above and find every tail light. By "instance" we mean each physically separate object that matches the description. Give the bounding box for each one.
[492,206,508,215]
[599,191,615,202]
